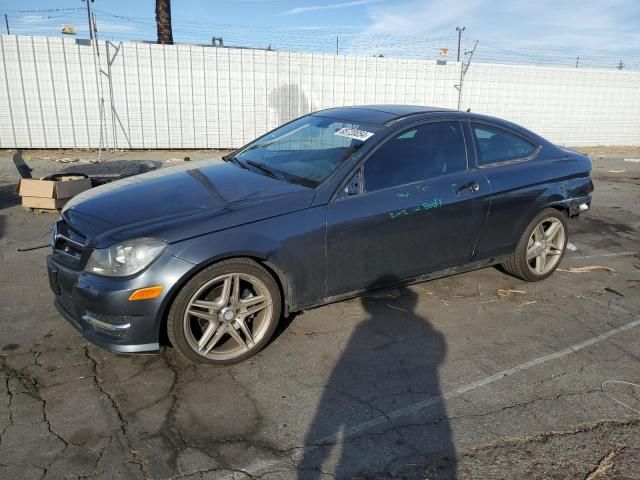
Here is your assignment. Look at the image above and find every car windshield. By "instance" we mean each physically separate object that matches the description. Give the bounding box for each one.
[234,115,381,187]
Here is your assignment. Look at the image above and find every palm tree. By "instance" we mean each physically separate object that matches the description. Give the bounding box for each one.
[155,0,174,44]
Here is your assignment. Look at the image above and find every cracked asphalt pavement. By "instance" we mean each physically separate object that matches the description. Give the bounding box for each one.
[1,151,639,479]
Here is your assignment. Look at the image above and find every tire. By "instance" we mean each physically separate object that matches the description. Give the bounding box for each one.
[167,258,282,365]
[501,208,568,282]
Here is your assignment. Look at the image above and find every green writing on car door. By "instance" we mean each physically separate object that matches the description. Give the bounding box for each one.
[389,198,442,219]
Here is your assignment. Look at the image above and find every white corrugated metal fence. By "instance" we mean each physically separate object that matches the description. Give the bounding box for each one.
[1,35,639,148]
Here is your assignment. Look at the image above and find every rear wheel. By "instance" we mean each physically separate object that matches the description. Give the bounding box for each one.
[167,259,281,365]
[501,208,568,282]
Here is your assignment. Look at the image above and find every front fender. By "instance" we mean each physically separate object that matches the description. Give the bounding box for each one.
[166,206,326,312]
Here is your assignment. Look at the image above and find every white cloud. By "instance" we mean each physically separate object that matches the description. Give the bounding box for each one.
[363,0,640,53]
[283,0,382,16]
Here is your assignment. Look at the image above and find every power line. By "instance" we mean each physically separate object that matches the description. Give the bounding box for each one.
[3,10,637,70]
[3,7,85,14]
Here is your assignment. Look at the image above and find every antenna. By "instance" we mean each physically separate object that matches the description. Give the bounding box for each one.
[456,40,478,110]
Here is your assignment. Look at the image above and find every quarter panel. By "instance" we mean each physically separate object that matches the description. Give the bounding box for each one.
[474,153,592,259]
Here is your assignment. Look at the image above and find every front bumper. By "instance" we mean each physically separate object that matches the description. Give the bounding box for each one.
[47,252,195,353]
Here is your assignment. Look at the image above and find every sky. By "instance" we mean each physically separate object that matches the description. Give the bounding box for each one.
[2,0,639,68]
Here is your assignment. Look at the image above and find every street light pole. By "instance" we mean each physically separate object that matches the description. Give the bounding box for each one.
[4,14,10,35]
[456,26,465,62]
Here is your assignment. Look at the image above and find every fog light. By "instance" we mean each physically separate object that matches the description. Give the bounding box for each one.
[129,285,164,301]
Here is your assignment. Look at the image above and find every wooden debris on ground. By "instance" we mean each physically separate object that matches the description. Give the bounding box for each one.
[557,265,616,273]
[497,288,527,299]
[604,287,624,297]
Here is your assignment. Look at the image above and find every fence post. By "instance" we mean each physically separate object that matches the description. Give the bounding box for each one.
[61,39,77,148]
[77,42,91,148]
[46,37,63,147]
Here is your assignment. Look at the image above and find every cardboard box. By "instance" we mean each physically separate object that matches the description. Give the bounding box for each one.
[16,176,92,210]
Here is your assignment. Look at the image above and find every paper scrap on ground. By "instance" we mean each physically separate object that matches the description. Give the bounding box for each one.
[558,265,616,273]
[497,289,526,298]
[518,300,538,308]
[335,127,374,141]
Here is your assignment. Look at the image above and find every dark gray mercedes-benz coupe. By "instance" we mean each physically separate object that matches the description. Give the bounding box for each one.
[48,105,593,364]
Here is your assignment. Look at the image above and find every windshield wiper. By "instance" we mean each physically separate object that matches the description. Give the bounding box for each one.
[223,155,248,169]
[245,160,284,180]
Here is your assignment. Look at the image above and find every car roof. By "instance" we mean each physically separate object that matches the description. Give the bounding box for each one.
[312,105,550,146]
[313,105,454,125]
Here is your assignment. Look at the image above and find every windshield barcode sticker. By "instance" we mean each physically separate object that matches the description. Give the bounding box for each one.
[334,127,374,141]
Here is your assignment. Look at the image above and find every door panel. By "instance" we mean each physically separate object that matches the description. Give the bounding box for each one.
[326,171,490,297]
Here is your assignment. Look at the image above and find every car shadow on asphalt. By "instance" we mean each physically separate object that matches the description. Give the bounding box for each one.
[297,276,456,479]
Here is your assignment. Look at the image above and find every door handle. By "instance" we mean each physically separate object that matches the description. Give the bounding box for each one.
[457,182,480,194]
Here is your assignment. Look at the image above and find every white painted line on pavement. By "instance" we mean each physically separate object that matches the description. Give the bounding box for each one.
[240,314,640,477]
[315,316,640,445]
[570,251,637,260]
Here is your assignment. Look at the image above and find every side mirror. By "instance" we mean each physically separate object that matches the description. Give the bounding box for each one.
[344,170,362,196]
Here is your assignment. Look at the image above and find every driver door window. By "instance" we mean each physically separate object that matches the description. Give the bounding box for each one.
[364,121,467,192]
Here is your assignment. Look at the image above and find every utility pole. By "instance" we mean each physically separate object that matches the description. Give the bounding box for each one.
[617,59,624,70]
[456,26,465,62]
[4,14,9,35]
[92,12,98,41]
[336,35,339,55]
[575,56,579,68]
[83,0,94,40]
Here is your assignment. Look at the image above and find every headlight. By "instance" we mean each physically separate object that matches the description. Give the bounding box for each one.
[85,238,167,277]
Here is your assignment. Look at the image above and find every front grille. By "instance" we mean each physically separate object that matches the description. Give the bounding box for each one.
[52,219,88,266]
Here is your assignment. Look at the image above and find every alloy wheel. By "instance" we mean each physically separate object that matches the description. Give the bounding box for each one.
[525,217,566,275]
[183,273,273,361]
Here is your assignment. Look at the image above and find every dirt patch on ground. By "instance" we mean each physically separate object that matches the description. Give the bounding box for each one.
[574,146,640,155]
[0,148,233,165]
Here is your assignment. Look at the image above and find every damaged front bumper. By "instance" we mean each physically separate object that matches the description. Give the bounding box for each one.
[47,252,194,354]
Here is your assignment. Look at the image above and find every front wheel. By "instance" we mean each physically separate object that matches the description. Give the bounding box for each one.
[501,208,568,282]
[167,258,281,365]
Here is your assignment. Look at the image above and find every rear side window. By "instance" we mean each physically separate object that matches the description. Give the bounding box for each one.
[364,121,467,192]
[472,124,536,165]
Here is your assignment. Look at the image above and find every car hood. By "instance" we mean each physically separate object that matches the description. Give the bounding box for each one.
[63,160,315,246]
